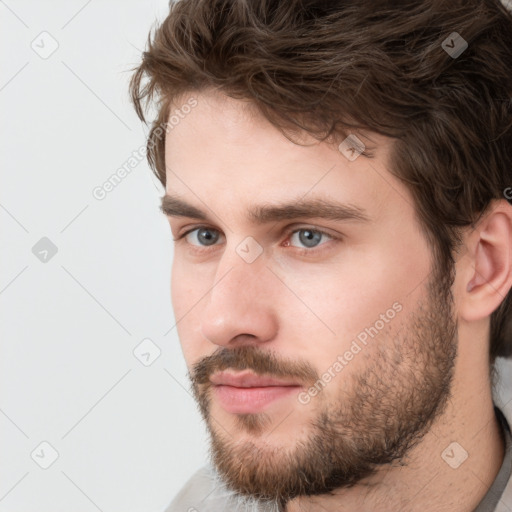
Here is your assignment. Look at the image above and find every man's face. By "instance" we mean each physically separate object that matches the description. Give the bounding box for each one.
[164,89,458,504]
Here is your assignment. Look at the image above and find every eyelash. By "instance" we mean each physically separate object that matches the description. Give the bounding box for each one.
[173,225,340,256]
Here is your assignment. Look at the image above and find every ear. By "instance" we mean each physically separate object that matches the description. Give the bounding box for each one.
[459,199,512,322]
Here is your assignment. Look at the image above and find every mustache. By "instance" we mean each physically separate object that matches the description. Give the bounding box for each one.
[190,345,319,386]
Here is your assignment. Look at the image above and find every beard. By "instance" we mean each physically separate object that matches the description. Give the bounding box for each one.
[188,259,458,508]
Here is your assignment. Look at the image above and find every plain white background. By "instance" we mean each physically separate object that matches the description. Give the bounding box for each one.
[1,1,208,511]
[1,1,511,511]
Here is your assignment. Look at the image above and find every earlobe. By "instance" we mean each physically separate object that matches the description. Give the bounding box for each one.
[460,200,512,322]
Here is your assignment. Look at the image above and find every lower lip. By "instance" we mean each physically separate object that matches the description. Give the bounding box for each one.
[212,385,302,414]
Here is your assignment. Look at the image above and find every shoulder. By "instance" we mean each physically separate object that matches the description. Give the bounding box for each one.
[493,406,512,512]
[162,464,278,512]
[163,465,217,512]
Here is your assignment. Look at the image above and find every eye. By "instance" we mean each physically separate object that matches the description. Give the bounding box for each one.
[178,227,222,247]
[174,225,338,253]
[287,228,332,249]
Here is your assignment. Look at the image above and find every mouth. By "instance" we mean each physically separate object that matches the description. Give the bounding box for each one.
[209,370,303,414]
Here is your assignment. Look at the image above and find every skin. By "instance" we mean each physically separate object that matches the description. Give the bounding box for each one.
[163,87,512,511]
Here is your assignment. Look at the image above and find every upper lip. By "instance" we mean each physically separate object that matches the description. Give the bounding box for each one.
[210,370,301,388]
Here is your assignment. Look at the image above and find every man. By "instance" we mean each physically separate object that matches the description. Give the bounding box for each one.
[129,0,512,510]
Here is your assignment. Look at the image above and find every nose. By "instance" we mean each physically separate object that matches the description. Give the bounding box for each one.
[200,246,279,348]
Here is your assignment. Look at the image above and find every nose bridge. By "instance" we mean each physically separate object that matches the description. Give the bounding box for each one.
[200,240,277,345]
[210,241,267,312]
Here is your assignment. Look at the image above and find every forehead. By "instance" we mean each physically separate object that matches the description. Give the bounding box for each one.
[163,89,409,224]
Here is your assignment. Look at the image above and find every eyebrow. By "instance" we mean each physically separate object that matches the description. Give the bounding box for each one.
[160,194,371,224]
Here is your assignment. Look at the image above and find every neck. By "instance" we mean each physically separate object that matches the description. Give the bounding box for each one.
[285,345,505,512]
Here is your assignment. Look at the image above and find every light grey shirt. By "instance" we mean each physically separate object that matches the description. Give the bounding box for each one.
[165,406,512,512]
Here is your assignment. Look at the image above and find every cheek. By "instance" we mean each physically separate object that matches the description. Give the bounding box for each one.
[170,259,185,318]
[281,247,424,367]
[280,252,392,333]
[170,260,207,363]
[170,257,207,319]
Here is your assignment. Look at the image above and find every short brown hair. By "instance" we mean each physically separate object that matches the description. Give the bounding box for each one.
[129,0,512,361]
